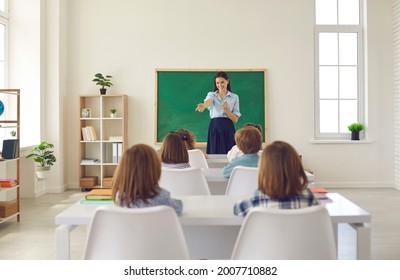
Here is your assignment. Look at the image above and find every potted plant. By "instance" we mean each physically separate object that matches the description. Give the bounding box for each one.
[347,122,364,140]
[110,108,117,118]
[92,73,113,95]
[26,141,57,179]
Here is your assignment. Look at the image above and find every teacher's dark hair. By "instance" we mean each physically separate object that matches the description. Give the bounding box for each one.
[213,71,232,92]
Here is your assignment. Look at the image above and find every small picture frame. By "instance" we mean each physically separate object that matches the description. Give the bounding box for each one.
[81,108,91,118]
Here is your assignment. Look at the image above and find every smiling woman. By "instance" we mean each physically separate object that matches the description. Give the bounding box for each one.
[196,71,241,154]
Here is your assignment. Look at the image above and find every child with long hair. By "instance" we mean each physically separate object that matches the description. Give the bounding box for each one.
[159,132,191,169]
[233,141,318,216]
[112,144,183,215]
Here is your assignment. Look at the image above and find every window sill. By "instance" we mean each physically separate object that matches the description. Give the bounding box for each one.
[310,139,373,144]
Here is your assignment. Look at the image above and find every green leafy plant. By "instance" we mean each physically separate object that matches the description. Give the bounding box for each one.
[26,141,57,167]
[347,122,364,132]
[110,108,117,114]
[92,73,113,89]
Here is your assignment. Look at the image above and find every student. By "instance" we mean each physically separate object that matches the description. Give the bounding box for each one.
[222,126,262,178]
[175,128,196,150]
[195,71,241,154]
[233,141,319,216]
[159,131,191,169]
[112,144,183,215]
[227,123,263,162]
[175,128,209,159]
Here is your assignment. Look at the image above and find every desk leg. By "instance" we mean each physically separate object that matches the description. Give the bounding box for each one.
[332,223,338,255]
[350,223,371,260]
[56,225,77,260]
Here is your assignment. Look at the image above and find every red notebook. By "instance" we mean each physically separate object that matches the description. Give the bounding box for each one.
[310,187,328,199]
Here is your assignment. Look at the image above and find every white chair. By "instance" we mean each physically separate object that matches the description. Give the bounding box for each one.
[225,166,258,195]
[188,149,209,169]
[159,167,211,195]
[231,205,337,260]
[83,205,190,260]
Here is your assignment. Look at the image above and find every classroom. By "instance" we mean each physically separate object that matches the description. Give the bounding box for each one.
[0,0,398,264]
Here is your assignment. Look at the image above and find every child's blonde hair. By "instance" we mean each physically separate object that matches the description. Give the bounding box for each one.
[235,126,262,154]
[112,144,161,206]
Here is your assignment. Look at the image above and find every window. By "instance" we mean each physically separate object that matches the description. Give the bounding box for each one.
[315,0,364,139]
[0,0,7,89]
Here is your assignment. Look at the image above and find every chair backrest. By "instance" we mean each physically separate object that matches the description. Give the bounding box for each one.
[188,149,209,169]
[231,205,337,260]
[83,205,190,260]
[159,167,211,195]
[225,166,258,195]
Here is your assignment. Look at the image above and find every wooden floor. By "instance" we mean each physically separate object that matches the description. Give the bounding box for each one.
[0,187,399,260]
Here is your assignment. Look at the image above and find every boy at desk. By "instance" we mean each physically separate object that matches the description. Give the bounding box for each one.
[222,126,262,178]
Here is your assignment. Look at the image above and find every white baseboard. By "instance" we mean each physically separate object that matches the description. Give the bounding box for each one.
[45,184,68,194]
[313,181,395,189]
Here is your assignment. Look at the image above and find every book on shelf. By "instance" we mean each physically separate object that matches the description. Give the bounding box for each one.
[85,188,113,200]
[112,142,123,163]
[81,126,97,141]
[1,139,19,159]
[109,136,123,142]
[0,179,18,188]
[310,187,328,199]
[81,158,99,164]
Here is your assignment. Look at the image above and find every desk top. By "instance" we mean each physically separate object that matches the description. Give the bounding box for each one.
[55,193,369,227]
[202,168,314,183]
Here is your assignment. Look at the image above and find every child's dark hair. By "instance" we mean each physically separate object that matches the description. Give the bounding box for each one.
[175,129,196,150]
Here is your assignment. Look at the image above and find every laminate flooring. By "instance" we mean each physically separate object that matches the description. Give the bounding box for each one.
[0,188,399,260]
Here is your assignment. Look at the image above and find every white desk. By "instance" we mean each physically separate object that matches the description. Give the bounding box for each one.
[206,154,229,168]
[202,168,315,195]
[55,193,370,260]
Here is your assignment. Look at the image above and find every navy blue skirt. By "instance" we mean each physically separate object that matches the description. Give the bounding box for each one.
[206,117,236,154]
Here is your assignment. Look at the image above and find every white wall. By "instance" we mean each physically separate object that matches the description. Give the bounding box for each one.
[8,0,382,190]
[394,0,400,190]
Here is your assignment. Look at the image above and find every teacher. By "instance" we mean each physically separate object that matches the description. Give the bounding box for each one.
[196,71,241,154]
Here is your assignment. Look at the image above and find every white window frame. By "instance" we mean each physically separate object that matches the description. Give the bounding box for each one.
[314,1,365,140]
[0,0,8,89]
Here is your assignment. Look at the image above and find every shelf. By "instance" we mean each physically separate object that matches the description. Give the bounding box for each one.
[0,212,19,224]
[79,95,127,188]
[0,185,20,194]
[0,89,20,223]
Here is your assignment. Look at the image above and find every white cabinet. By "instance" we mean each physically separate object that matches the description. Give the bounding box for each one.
[79,95,128,190]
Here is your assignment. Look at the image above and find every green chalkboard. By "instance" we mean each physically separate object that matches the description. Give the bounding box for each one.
[155,69,267,145]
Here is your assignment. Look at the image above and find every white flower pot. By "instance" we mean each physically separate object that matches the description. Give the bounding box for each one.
[36,166,51,179]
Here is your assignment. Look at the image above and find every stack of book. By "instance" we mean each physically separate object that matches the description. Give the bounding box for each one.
[81,188,113,204]
[310,187,328,200]
[0,179,18,188]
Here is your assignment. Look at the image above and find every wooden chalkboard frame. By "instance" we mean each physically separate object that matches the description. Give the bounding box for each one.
[155,69,268,147]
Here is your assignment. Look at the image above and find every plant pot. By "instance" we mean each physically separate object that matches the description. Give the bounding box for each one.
[100,88,107,95]
[36,166,51,179]
[351,131,360,140]
[110,113,116,118]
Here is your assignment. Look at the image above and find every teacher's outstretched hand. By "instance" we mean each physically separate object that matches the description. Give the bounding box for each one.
[195,99,212,112]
